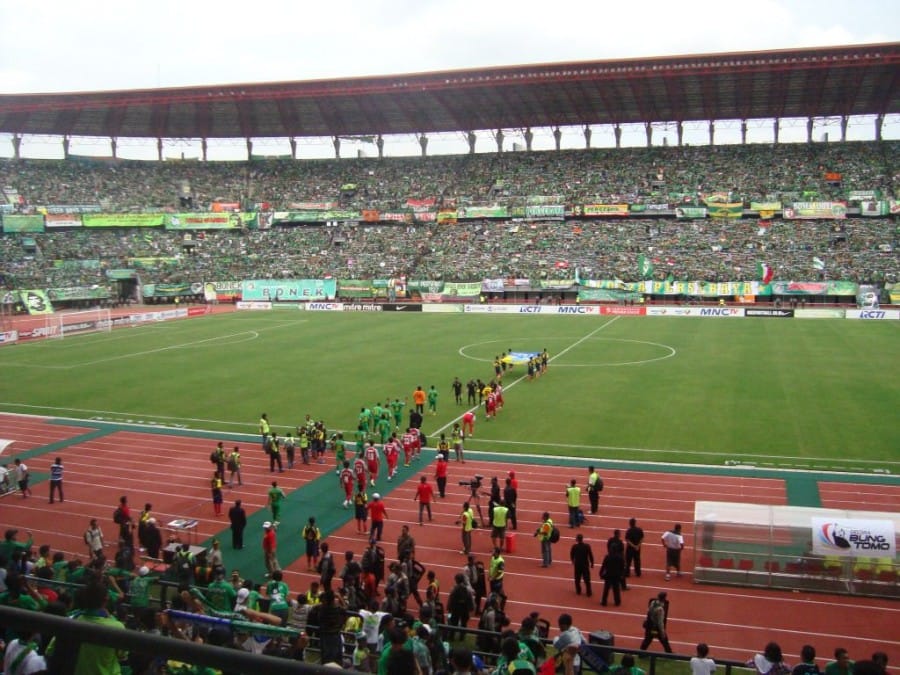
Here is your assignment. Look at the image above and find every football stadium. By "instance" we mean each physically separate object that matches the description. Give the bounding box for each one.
[0,31,898,675]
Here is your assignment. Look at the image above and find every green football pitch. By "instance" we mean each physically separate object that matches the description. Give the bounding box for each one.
[1,310,897,472]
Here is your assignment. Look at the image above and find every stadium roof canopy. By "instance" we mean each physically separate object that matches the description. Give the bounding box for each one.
[1,43,898,140]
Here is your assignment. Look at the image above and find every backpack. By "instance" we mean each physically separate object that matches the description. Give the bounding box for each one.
[175,551,193,581]
[548,525,561,544]
[643,600,662,630]
[304,526,318,541]
[210,451,218,464]
[507,658,538,674]
[113,506,126,525]
[361,549,375,573]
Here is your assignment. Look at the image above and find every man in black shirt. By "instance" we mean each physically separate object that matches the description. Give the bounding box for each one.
[228,500,247,550]
[599,546,625,607]
[625,517,645,578]
[569,533,595,596]
[503,478,518,530]
[607,529,628,591]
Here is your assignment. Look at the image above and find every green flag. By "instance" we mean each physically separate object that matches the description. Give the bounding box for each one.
[638,255,654,279]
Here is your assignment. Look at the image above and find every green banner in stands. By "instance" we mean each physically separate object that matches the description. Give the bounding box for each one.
[82,214,165,228]
[2,214,45,232]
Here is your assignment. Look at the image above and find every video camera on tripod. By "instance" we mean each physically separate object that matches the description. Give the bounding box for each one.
[459,474,484,493]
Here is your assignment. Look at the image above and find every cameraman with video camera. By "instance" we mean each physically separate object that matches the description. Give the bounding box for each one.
[458,475,486,526]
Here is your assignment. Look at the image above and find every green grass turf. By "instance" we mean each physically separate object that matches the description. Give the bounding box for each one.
[1,311,897,472]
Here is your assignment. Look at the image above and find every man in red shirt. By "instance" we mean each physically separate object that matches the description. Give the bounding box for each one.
[367,493,388,541]
[339,461,354,508]
[434,455,449,498]
[262,521,279,576]
[414,475,435,525]
[364,441,380,486]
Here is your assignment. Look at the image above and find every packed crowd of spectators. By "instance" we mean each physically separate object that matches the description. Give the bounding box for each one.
[1,217,896,291]
[1,141,897,291]
[1,141,897,211]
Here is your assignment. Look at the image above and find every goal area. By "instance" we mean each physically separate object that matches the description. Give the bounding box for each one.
[48,307,112,338]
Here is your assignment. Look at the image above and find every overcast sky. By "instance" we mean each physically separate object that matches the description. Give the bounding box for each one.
[0,0,897,157]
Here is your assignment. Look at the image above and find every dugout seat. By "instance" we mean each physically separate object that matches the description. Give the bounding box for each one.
[785,561,805,575]
[717,558,734,570]
[823,556,843,579]
[764,560,780,574]
[738,559,754,572]
[874,557,895,584]
[876,570,896,584]
[697,554,714,568]
[852,558,874,582]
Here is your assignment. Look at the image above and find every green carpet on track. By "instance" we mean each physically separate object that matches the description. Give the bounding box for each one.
[201,458,429,581]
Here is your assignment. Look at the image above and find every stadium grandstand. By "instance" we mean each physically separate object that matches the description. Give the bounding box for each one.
[0,43,899,674]
[1,43,898,314]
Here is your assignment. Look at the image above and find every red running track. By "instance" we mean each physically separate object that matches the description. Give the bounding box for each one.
[1,415,897,667]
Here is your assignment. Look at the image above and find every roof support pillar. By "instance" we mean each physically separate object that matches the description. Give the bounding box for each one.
[773,118,780,144]
[63,136,70,159]
[708,121,715,146]
[614,124,622,149]
[840,115,848,142]
[290,138,297,160]
[157,138,163,161]
[377,135,384,158]
[467,131,476,154]
[524,127,533,152]
[246,138,252,160]
[202,138,208,162]
[677,122,684,147]
[553,127,562,151]
[875,114,884,142]
[645,122,653,147]
[418,134,428,157]
[741,120,748,145]
[12,134,20,160]
[333,136,341,159]
[806,117,814,143]
[111,137,117,159]
[494,129,504,154]
[583,125,592,149]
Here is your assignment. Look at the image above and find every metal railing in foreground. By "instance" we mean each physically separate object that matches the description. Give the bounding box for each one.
[0,605,334,675]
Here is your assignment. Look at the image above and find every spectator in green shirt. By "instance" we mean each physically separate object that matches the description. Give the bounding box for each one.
[825,648,854,675]
[128,566,155,610]
[0,529,32,562]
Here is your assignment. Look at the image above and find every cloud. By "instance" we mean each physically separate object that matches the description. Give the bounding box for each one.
[0,0,896,93]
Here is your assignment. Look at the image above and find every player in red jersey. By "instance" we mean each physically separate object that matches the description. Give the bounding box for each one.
[485,391,497,419]
[401,429,416,467]
[412,428,423,460]
[339,461,354,508]
[364,441,380,486]
[462,410,475,437]
[495,383,504,410]
[353,453,368,492]
[384,434,400,480]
